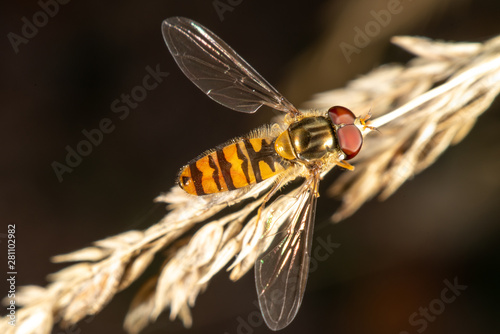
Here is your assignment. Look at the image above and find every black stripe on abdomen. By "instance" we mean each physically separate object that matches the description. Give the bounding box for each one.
[215,149,236,191]
[208,155,223,192]
[243,138,277,183]
[189,162,206,196]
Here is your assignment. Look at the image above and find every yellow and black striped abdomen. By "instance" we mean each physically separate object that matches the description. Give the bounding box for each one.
[179,137,289,196]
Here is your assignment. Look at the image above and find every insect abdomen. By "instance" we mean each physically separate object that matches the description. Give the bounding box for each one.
[179,138,288,196]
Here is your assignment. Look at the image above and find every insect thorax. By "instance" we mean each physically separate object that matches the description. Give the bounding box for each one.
[275,116,336,162]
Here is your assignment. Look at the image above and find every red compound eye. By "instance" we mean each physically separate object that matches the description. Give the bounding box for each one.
[328,106,356,125]
[337,124,363,160]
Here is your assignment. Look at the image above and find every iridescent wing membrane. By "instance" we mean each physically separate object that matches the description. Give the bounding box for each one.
[162,17,299,115]
[255,177,319,330]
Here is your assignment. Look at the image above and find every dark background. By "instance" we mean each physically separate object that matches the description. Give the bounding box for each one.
[1,0,500,333]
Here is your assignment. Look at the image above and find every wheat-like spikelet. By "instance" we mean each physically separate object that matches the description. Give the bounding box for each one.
[2,35,499,334]
[305,35,500,221]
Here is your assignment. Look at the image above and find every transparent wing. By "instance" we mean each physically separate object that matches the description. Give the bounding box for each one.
[162,17,299,115]
[255,175,319,330]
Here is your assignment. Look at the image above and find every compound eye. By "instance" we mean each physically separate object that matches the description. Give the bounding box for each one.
[328,106,356,125]
[337,124,363,160]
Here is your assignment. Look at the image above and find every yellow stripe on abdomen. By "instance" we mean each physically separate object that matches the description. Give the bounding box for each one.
[221,143,252,189]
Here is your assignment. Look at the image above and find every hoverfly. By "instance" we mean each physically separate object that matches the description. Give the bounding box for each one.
[162,17,370,330]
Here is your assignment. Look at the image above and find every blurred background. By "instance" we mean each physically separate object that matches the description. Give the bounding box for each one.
[1,0,499,333]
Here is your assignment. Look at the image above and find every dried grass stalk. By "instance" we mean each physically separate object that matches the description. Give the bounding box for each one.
[306,35,500,221]
[2,35,500,334]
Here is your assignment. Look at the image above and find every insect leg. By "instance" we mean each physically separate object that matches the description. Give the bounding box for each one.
[334,160,355,171]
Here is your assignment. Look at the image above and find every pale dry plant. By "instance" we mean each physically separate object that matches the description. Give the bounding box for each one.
[2,35,500,334]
